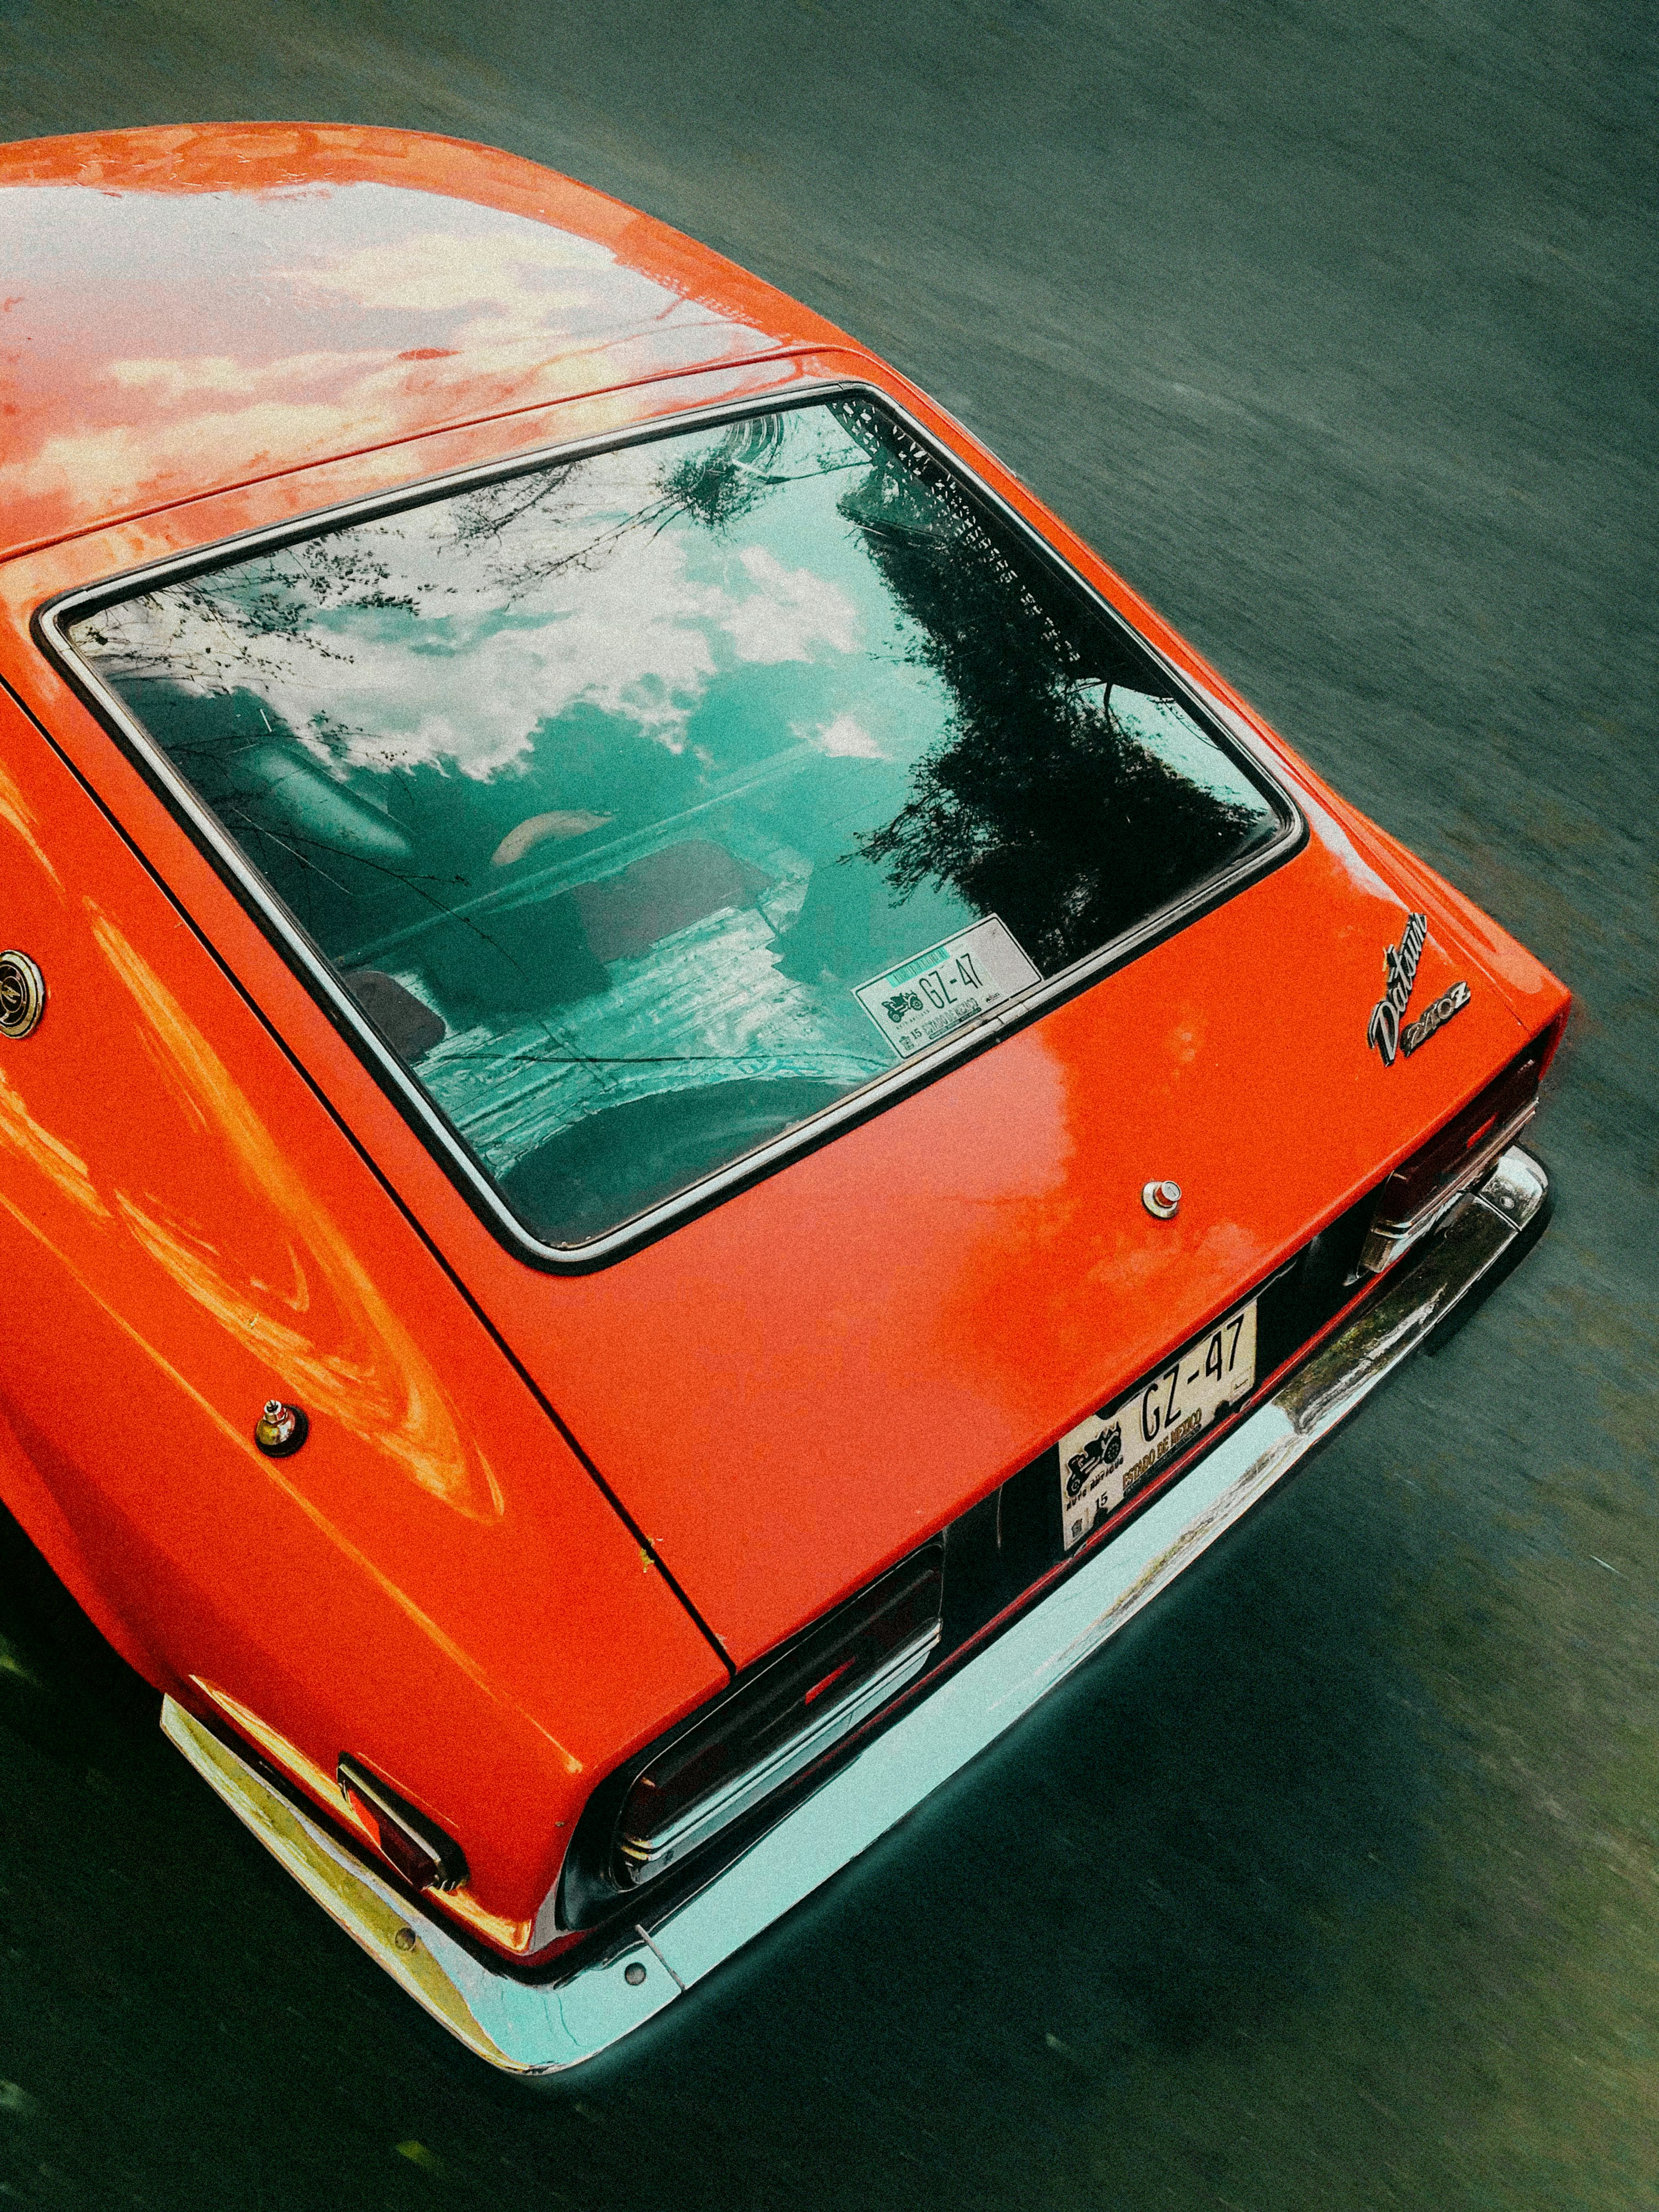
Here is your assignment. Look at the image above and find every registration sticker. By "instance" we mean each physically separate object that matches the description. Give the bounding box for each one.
[854,916,1040,1060]
[1058,1299,1257,1551]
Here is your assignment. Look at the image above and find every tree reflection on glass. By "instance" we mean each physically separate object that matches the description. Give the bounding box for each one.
[835,413,1268,974]
[70,394,1285,1246]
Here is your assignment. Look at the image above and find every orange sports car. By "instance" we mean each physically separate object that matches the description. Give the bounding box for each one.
[0,123,1567,2070]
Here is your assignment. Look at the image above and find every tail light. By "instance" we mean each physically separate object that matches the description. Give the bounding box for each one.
[1361,1015,1563,1274]
[611,1544,944,1889]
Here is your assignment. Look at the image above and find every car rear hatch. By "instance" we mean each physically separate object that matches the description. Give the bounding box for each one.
[44,383,1543,1669]
[479,817,1532,1665]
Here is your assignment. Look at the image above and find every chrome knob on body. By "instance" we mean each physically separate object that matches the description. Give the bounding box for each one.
[255,1399,309,1457]
[0,950,46,1039]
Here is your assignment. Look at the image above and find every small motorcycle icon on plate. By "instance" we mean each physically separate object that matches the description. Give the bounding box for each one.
[1065,1419,1122,1499]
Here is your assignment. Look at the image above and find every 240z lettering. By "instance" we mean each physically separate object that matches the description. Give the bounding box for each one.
[1402,978,1471,1055]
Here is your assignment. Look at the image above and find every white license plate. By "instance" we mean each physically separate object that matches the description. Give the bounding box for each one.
[1058,1299,1257,1551]
[853,915,1040,1060]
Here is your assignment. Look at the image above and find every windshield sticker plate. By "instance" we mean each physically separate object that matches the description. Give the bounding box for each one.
[854,916,1040,1059]
[1059,1299,1257,1551]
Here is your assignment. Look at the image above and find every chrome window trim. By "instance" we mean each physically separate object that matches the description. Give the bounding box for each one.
[37,380,1307,1272]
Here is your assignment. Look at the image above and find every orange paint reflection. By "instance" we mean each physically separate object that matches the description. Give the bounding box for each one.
[88,900,503,1520]
[0,1065,583,1781]
[0,758,63,889]
[1,125,831,561]
[0,1066,108,1220]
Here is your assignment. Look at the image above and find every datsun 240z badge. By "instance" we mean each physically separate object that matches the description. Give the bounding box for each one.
[1368,911,1472,1066]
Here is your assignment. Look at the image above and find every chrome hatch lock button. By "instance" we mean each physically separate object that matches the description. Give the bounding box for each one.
[1142,1180,1182,1220]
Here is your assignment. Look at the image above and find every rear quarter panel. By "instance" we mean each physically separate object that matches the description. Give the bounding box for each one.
[0,671,725,1938]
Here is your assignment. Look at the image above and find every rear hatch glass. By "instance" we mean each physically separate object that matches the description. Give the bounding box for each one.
[60,393,1295,1252]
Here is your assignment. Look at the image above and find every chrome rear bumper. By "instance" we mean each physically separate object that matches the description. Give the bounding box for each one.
[162,1144,1550,2073]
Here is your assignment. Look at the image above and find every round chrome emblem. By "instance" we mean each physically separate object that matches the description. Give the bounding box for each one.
[1142,1179,1182,1220]
[0,950,46,1040]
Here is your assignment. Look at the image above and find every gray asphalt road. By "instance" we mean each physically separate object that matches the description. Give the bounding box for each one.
[2,4,1655,2208]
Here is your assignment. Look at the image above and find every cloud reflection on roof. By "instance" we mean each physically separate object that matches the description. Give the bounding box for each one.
[0,124,837,558]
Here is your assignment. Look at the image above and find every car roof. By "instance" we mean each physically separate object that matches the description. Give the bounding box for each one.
[0,123,848,565]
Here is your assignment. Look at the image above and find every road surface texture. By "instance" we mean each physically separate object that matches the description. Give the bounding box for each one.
[1,3,1655,2208]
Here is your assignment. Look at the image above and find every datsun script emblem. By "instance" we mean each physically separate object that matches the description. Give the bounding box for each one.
[1367,912,1471,1065]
